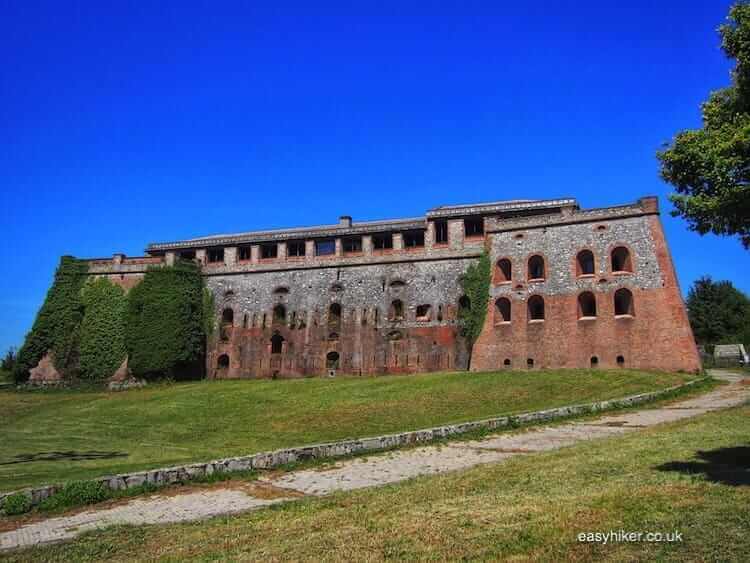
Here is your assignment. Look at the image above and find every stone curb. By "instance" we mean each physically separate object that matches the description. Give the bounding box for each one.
[0,376,708,512]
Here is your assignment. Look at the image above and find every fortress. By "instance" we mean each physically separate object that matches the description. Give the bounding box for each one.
[87,196,701,377]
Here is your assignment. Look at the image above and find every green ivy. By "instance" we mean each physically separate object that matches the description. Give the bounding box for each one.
[459,251,491,366]
[79,277,128,379]
[14,256,89,382]
[126,260,207,377]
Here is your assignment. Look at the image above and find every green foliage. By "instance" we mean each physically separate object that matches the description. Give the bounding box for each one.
[686,276,750,344]
[458,251,491,348]
[38,480,108,512]
[79,278,128,380]
[1,347,16,372]
[14,257,89,382]
[202,286,216,338]
[126,260,206,377]
[2,492,32,516]
[657,2,750,248]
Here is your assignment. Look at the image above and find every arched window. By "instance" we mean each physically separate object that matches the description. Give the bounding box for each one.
[326,351,340,369]
[616,355,625,367]
[527,295,545,321]
[576,250,595,276]
[614,288,635,316]
[416,304,431,321]
[221,308,234,326]
[328,303,342,330]
[273,304,286,324]
[578,292,597,318]
[390,299,404,321]
[503,358,511,367]
[527,358,534,368]
[611,247,633,273]
[217,354,229,369]
[590,356,599,368]
[496,258,512,283]
[458,295,471,312]
[528,255,545,280]
[495,297,511,323]
[273,286,289,295]
[270,332,284,354]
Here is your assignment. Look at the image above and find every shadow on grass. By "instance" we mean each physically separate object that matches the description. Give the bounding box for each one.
[656,446,750,486]
[0,451,128,465]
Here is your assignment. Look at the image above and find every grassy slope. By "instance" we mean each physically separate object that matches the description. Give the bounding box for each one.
[6,401,747,562]
[0,369,693,492]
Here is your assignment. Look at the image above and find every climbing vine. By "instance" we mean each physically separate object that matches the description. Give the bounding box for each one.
[459,251,491,366]
[14,256,88,382]
[79,277,128,379]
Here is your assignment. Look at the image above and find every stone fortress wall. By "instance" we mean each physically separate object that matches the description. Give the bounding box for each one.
[85,196,702,377]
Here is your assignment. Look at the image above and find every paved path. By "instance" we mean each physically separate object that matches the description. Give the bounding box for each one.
[1,370,747,552]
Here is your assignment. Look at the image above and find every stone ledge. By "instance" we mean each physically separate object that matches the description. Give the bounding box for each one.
[0,377,707,512]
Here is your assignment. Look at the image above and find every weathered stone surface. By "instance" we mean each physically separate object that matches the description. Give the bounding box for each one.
[28,353,62,385]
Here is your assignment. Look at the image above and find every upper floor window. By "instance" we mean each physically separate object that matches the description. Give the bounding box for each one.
[611,246,633,273]
[434,220,448,244]
[464,217,484,237]
[527,295,545,321]
[273,304,286,324]
[578,291,597,318]
[328,303,342,330]
[614,288,635,316]
[495,297,511,323]
[389,299,404,321]
[238,246,252,261]
[528,255,546,281]
[207,248,224,264]
[287,240,306,257]
[576,250,595,276]
[221,308,234,326]
[403,230,425,249]
[179,250,196,261]
[261,243,278,259]
[315,239,336,256]
[373,233,393,250]
[343,236,362,254]
[496,258,512,283]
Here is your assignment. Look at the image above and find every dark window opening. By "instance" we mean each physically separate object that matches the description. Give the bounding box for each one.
[179,250,196,261]
[458,295,471,312]
[261,243,278,259]
[343,237,362,253]
[403,230,425,248]
[207,248,224,263]
[611,247,633,273]
[222,308,234,326]
[497,258,512,282]
[416,304,431,320]
[271,332,284,354]
[242,314,248,329]
[315,239,336,256]
[590,356,599,367]
[495,298,511,322]
[434,220,448,244]
[287,240,306,257]
[273,286,289,295]
[217,354,230,369]
[528,295,545,321]
[326,351,340,369]
[577,250,595,276]
[616,355,625,366]
[389,280,406,289]
[328,303,342,330]
[504,358,511,367]
[464,217,484,237]
[437,304,444,321]
[614,288,635,316]
[238,246,252,261]
[528,255,545,280]
[273,304,286,324]
[372,233,393,250]
[390,299,404,321]
[578,292,597,318]
[527,358,534,368]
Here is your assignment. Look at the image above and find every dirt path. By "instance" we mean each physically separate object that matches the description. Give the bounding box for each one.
[1,370,746,552]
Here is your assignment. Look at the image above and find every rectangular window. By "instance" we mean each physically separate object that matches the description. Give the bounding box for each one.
[287,240,306,257]
[179,250,196,260]
[238,246,252,261]
[434,220,448,244]
[343,236,362,253]
[403,230,425,248]
[372,233,393,250]
[464,217,484,237]
[207,247,224,263]
[260,243,278,259]
[315,239,336,256]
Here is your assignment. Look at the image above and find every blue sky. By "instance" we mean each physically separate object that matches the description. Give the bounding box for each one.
[1,1,747,352]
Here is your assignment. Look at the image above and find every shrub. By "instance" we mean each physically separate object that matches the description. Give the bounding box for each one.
[459,251,491,366]
[79,278,128,379]
[14,257,88,382]
[38,480,108,512]
[126,260,207,377]
[2,492,32,516]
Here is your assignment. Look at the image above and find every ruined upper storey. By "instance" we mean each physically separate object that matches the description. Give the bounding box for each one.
[85,196,660,274]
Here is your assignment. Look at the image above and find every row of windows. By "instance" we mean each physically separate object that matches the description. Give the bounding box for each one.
[494,289,635,323]
[496,247,634,283]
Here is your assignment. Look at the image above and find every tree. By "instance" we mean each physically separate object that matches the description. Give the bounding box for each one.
[458,252,491,369]
[657,2,750,248]
[1,348,16,372]
[686,276,750,344]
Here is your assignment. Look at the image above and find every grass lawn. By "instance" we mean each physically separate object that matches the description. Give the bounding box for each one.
[0,369,694,493]
[6,399,747,562]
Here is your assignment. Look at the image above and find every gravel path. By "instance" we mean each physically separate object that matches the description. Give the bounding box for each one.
[1,370,746,552]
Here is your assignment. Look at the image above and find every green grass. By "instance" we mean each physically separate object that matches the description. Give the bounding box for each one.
[5,400,747,562]
[0,369,694,493]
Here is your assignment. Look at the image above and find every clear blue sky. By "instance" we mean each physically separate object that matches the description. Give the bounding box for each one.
[1,1,747,353]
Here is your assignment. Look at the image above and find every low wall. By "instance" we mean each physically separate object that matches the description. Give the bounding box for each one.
[0,377,707,512]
